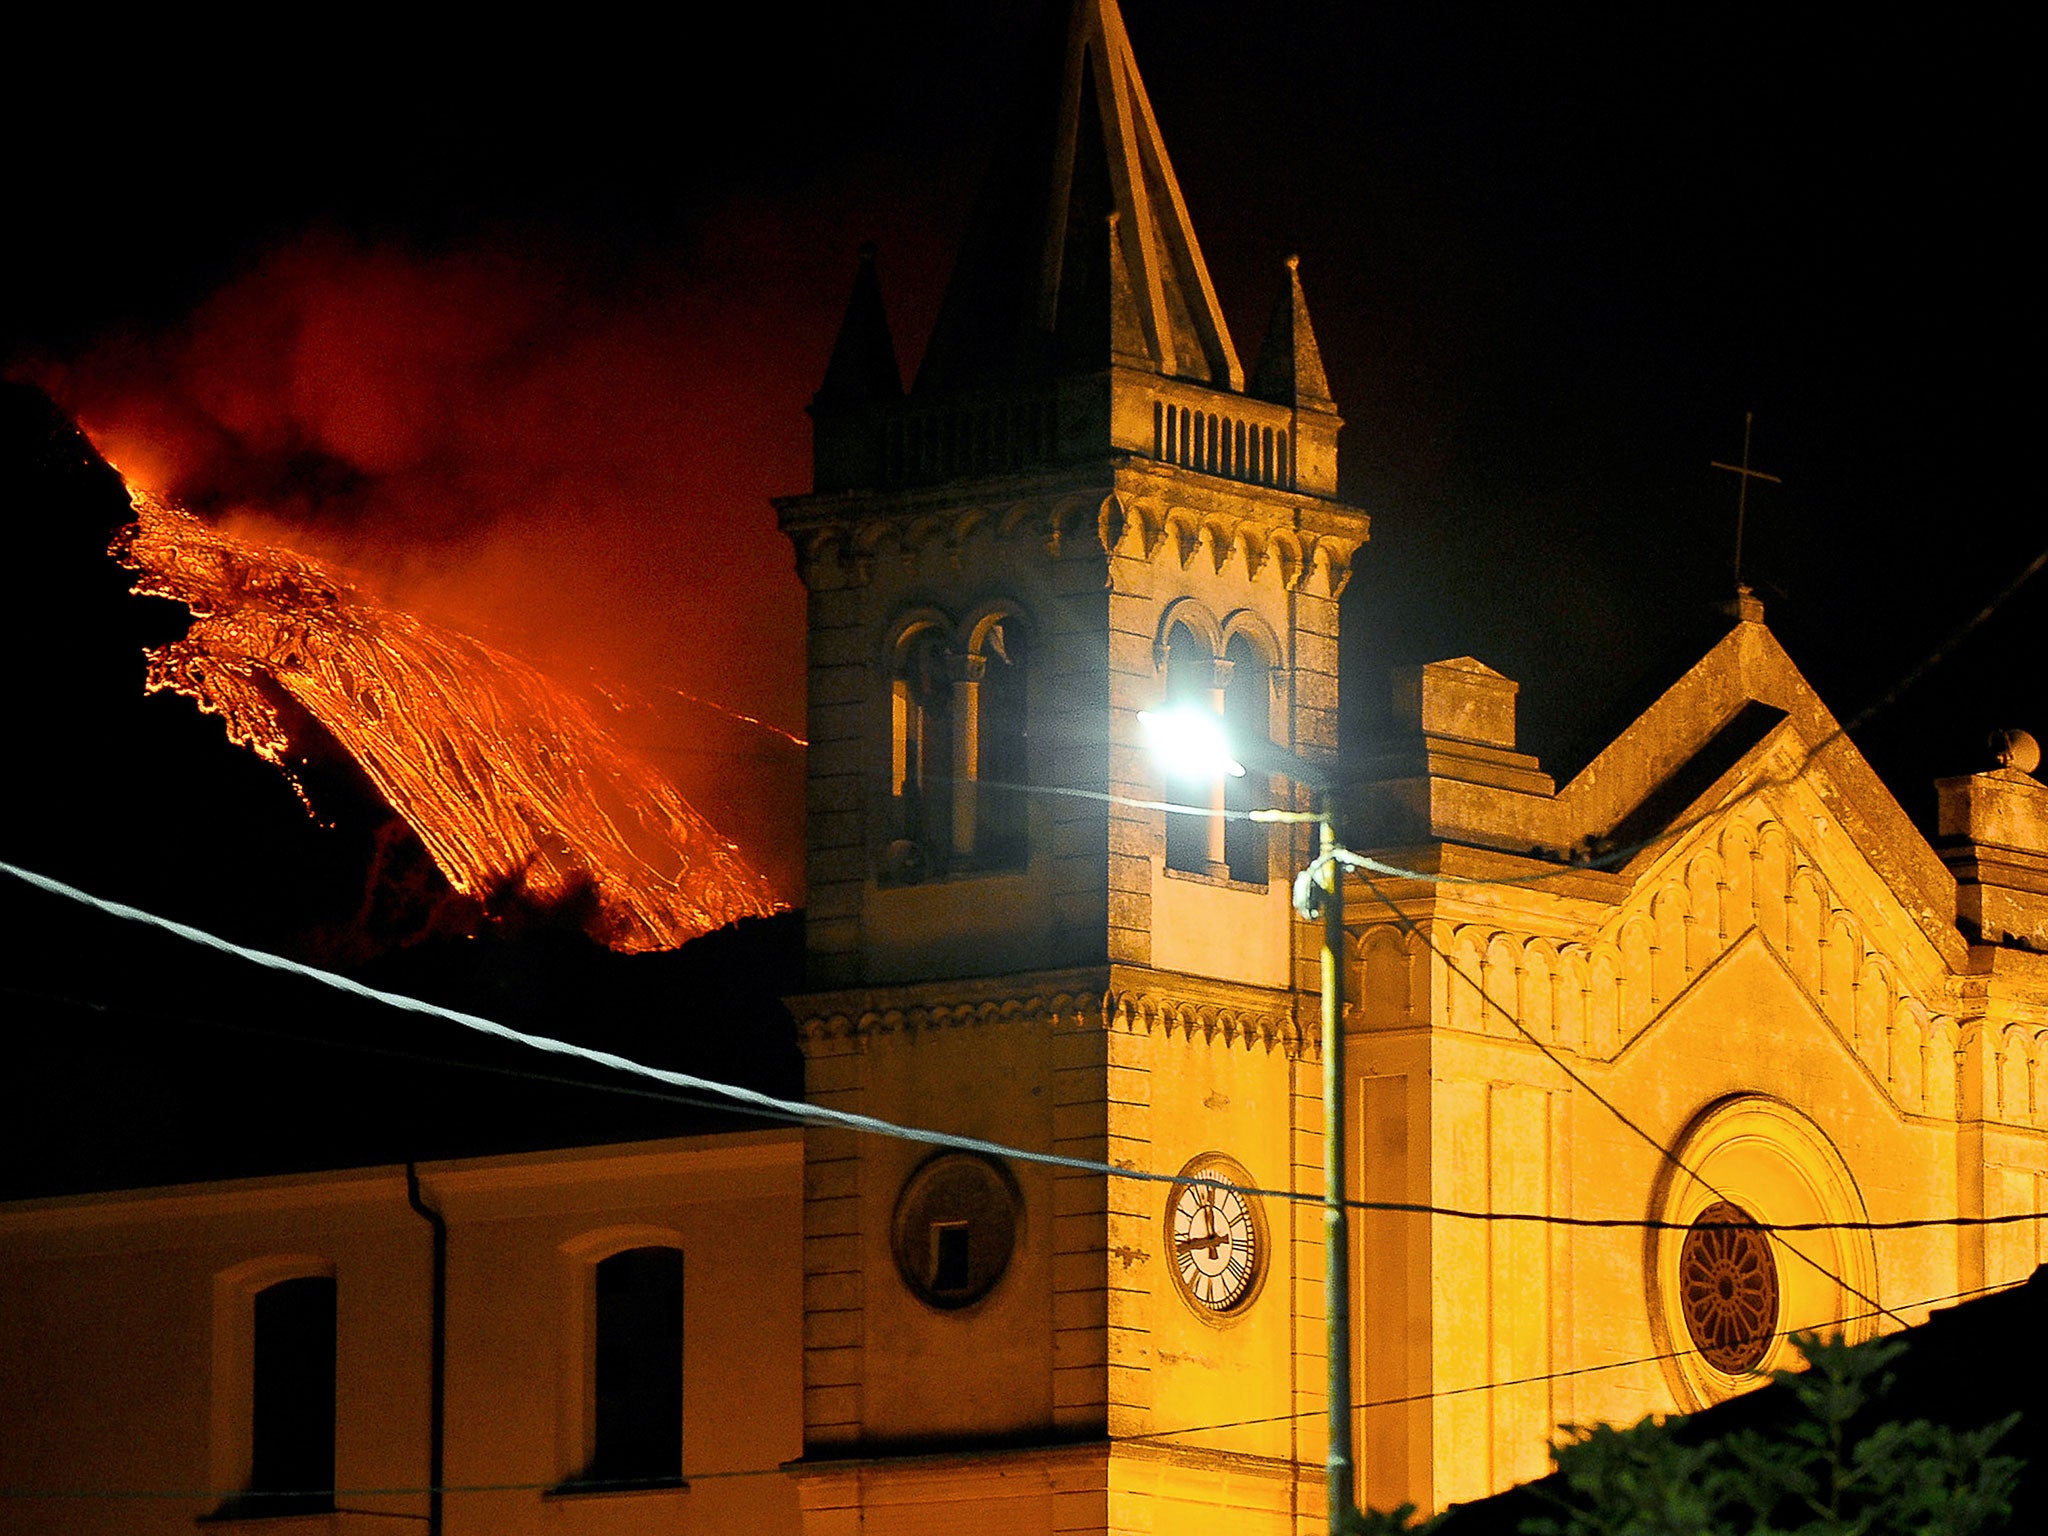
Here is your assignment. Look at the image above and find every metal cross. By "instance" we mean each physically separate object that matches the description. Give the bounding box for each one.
[1711,411,1782,592]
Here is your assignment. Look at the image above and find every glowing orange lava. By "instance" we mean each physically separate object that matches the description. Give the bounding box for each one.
[115,489,780,952]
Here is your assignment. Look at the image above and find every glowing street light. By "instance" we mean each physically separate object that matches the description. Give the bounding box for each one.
[1139,705,1363,1536]
[1137,706,1248,782]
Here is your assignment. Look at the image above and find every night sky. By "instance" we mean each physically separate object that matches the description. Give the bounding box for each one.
[5,0,2041,894]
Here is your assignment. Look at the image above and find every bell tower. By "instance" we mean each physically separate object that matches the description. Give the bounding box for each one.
[778,3,1367,1529]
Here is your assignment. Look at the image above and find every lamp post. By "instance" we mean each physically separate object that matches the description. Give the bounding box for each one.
[1138,708,1360,1536]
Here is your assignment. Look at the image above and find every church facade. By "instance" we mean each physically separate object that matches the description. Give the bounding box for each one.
[772,0,2048,1526]
[3,3,2047,1534]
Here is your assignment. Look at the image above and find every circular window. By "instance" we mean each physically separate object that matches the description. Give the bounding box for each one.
[890,1153,1020,1311]
[1678,1201,1779,1373]
[1647,1095,1876,1408]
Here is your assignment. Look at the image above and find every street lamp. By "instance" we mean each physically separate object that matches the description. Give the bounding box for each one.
[1137,707,1361,1536]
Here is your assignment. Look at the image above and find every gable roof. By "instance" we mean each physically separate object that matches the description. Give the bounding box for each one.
[1560,616,1960,951]
[1355,612,1966,965]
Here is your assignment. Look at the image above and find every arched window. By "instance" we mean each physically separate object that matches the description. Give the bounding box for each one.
[885,610,1031,881]
[1222,632,1272,883]
[574,1246,683,1490]
[1163,619,1223,876]
[971,617,1029,870]
[889,623,952,878]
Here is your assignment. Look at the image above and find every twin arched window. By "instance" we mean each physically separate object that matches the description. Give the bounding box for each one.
[887,611,1029,882]
[1162,612,1274,885]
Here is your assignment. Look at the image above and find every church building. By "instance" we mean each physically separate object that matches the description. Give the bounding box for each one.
[3,2,2045,1533]
[773,0,2048,1525]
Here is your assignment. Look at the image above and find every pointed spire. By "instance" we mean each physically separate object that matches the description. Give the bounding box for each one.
[917,0,1242,395]
[808,245,903,492]
[1250,255,1335,411]
[1053,206,1152,371]
[812,243,903,412]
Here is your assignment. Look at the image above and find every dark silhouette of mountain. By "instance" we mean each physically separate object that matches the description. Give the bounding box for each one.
[0,380,424,949]
[0,382,803,1200]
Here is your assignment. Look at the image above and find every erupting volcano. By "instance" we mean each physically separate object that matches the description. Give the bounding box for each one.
[115,487,779,953]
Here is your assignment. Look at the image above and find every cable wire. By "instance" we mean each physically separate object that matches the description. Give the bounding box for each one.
[966,536,2048,892]
[0,1277,2021,1504]
[1348,862,1908,1327]
[1136,1276,2022,1442]
[3,891,2045,1240]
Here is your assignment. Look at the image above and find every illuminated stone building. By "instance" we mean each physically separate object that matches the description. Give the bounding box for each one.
[3,2,2047,1534]
[771,0,2048,1528]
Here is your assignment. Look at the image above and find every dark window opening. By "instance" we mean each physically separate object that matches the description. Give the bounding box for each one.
[888,626,952,881]
[885,616,1032,882]
[578,1246,683,1491]
[213,1275,335,1520]
[973,621,1029,870]
[1163,621,1219,875]
[930,1221,972,1293]
[1223,634,1272,883]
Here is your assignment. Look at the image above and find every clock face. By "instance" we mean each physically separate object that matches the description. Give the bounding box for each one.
[1169,1161,1263,1314]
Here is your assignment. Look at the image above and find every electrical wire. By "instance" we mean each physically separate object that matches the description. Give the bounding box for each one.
[3,886,2045,1240]
[1136,1276,2024,1442]
[964,535,2048,892]
[0,1276,2023,1505]
[1348,862,1908,1328]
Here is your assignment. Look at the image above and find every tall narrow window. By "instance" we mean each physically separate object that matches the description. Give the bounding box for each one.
[1223,633,1272,883]
[974,620,1029,869]
[889,625,952,878]
[583,1247,682,1490]
[1163,621,1222,875]
[242,1275,336,1516]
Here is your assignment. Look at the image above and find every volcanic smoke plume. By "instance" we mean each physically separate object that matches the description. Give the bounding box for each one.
[117,488,778,952]
[25,228,851,900]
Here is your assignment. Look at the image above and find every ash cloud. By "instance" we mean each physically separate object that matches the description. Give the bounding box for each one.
[24,223,884,902]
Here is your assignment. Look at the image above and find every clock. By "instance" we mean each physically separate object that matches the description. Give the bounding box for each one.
[1167,1155,1266,1317]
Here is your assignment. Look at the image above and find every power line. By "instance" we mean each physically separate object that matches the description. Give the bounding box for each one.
[4,878,2046,1240]
[0,1277,2023,1505]
[1349,862,1908,1329]
[1138,1277,2022,1442]
[964,536,2048,892]
[1834,541,2048,736]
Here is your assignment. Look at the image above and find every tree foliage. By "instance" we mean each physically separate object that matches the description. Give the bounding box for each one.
[1522,1333,2021,1536]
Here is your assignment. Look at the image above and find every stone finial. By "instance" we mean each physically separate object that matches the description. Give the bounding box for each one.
[812,244,903,412]
[808,245,904,493]
[1992,728,2041,776]
[1249,253,1336,411]
[1719,584,1766,624]
[1936,730,2048,949]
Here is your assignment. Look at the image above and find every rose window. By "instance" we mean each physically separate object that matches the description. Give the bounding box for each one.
[1678,1201,1779,1373]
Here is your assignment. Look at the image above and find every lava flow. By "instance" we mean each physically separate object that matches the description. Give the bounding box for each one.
[114,489,780,952]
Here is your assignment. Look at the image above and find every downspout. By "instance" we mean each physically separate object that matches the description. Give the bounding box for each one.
[404,1163,447,1536]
